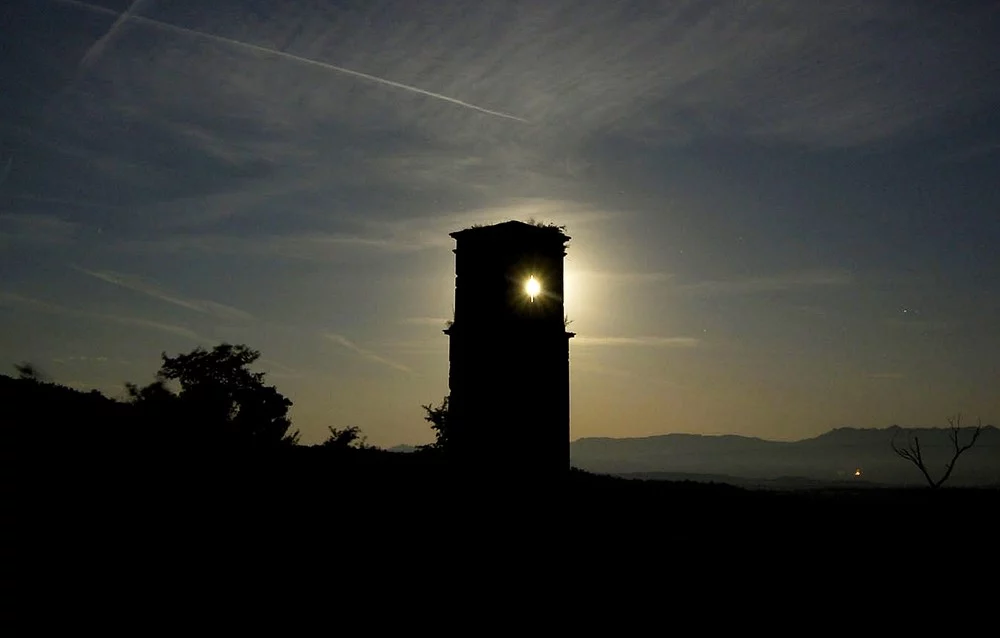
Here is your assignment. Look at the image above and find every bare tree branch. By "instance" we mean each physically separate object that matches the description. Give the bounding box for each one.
[892,415,985,488]
[892,430,936,488]
[936,415,983,488]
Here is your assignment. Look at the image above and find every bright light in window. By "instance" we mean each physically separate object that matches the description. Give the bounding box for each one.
[525,276,541,301]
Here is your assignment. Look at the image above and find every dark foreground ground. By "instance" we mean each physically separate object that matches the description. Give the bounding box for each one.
[9,446,997,529]
[5,446,998,608]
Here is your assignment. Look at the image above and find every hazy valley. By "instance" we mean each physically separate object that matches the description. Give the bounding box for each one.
[566,426,1000,488]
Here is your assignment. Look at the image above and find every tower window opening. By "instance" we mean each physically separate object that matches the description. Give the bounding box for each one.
[525,275,541,302]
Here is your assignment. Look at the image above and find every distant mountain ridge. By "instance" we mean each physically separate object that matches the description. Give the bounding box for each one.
[570,425,1000,487]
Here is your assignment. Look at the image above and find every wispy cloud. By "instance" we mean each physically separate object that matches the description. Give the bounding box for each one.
[120,231,440,260]
[257,357,306,380]
[883,317,954,332]
[122,198,612,260]
[76,1,145,73]
[381,342,446,356]
[676,271,852,296]
[53,355,112,364]
[868,372,904,380]
[258,358,299,375]
[324,333,411,373]
[131,15,529,124]
[573,362,680,386]
[940,140,1000,164]
[38,1,150,131]
[573,336,699,348]
[0,154,12,189]
[99,314,202,340]
[49,0,999,153]
[0,214,79,246]
[400,317,450,326]
[12,194,128,211]
[0,291,202,340]
[56,0,528,123]
[575,271,673,284]
[74,267,253,321]
[0,292,71,314]
[52,0,117,17]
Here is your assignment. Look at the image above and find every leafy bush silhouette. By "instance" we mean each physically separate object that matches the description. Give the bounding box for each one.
[320,425,367,449]
[419,396,450,451]
[127,343,299,449]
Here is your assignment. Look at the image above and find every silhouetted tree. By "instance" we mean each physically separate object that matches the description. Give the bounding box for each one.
[321,425,366,449]
[421,396,450,450]
[14,361,49,383]
[891,415,984,488]
[127,343,299,448]
[125,378,175,405]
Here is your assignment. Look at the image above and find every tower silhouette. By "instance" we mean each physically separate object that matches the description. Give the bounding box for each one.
[444,221,574,476]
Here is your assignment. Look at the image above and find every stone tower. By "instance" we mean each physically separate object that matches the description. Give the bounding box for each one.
[444,220,573,476]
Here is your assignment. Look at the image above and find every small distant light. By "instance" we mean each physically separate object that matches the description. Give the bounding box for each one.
[525,276,541,301]
[854,468,863,477]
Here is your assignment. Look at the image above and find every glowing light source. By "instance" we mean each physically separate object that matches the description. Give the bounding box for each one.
[525,276,541,301]
[854,468,863,477]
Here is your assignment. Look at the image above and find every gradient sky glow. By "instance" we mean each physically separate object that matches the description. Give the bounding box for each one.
[2,0,998,446]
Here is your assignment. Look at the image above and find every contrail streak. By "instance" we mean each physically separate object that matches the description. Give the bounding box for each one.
[324,333,412,373]
[43,0,143,121]
[51,0,529,123]
[130,16,529,123]
[76,0,145,72]
[51,0,117,17]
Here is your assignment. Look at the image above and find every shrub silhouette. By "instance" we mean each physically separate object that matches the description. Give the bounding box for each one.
[320,425,367,449]
[420,396,450,451]
[14,361,50,383]
[127,343,299,449]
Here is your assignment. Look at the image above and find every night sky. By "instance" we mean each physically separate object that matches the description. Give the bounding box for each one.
[2,0,998,446]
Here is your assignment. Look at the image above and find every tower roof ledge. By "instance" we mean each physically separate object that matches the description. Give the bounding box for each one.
[449,220,570,243]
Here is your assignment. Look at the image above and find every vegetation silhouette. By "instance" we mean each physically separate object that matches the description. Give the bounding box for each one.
[14,361,50,383]
[2,360,134,456]
[126,343,299,450]
[2,340,997,536]
[891,415,984,488]
[321,425,368,449]
[420,396,450,452]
